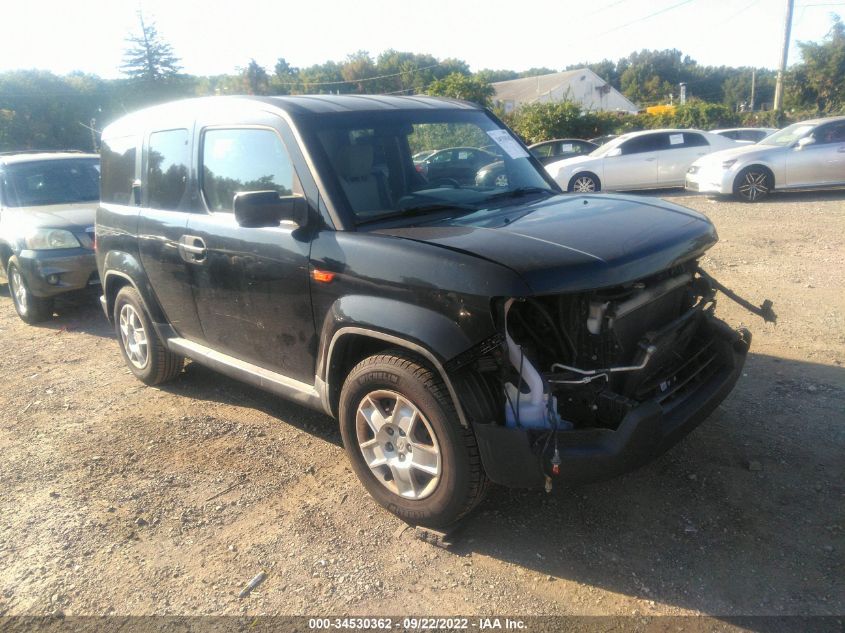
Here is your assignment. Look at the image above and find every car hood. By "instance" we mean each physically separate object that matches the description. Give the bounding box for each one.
[2,202,98,231]
[694,143,780,166]
[374,193,716,294]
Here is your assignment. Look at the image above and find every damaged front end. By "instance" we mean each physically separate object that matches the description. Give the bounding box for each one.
[470,262,769,490]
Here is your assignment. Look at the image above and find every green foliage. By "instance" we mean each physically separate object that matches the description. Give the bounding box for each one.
[425,73,494,107]
[270,58,299,95]
[0,71,109,151]
[121,12,182,82]
[503,102,617,144]
[241,59,270,95]
[793,16,845,112]
[476,69,519,84]
[407,123,490,154]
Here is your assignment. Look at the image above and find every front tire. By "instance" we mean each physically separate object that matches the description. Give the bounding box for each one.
[338,351,488,528]
[733,166,772,202]
[7,263,54,324]
[568,172,600,193]
[113,286,183,385]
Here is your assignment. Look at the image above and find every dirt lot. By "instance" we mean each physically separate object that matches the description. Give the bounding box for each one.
[0,190,842,624]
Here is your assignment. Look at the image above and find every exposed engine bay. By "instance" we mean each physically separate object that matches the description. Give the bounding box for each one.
[498,261,773,433]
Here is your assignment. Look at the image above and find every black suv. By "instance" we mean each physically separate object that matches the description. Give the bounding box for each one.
[96,96,760,527]
[1,151,100,323]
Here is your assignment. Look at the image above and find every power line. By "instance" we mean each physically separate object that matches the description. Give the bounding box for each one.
[583,0,628,19]
[596,0,697,36]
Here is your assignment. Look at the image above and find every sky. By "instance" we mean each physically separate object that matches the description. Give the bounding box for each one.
[1,0,843,79]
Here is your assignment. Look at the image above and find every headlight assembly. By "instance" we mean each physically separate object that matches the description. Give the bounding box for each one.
[25,229,81,250]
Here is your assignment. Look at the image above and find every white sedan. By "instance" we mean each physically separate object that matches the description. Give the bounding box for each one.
[547,129,740,193]
[686,116,845,201]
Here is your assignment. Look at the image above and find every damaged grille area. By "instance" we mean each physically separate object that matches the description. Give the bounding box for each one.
[501,262,726,431]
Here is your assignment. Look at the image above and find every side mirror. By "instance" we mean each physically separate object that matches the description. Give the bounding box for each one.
[795,137,815,150]
[606,147,622,157]
[233,191,308,228]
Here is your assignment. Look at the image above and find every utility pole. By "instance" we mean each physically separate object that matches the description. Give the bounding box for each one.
[89,118,98,152]
[750,69,756,112]
[773,0,794,113]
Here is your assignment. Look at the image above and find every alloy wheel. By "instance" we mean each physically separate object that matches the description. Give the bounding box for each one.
[572,176,596,192]
[119,303,149,369]
[9,267,28,315]
[355,389,441,500]
[738,170,769,201]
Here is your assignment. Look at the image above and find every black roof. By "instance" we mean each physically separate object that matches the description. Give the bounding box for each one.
[253,94,480,115]
[102,95,481,138]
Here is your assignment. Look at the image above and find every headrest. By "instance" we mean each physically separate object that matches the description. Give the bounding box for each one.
[335,144,373,179]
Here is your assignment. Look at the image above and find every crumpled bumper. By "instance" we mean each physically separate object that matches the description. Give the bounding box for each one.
[473,321,751,488]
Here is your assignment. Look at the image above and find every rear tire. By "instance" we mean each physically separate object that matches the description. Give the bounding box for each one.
[7,262,54,324]
[733,166,772,202]
[113,286,183,385]
[338,350,488,528]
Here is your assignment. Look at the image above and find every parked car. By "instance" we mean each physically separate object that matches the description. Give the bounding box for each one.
[686,116,845,201]
[414,146,498,186]
[97,96,762,527]
[589,134,618,146]
[0,151,100,323]
[477,139,598,188]
[710,127,778,143]
[528,138,598,166]
[412,149,437,163]
[547,129,740,193]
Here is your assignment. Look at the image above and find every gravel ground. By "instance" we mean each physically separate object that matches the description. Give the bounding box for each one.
[0,189,842,622]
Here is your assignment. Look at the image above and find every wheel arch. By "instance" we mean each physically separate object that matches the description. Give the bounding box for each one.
[568,171,602,192]
[322,327,472,428]
[735,163,776,190]
[100,249,168,324]
[0,241,13,273]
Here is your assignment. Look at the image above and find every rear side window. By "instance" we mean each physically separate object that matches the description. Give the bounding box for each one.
[683,133,710,147]
[201,128,299,213]
[147,129,189,210]
[101,136,137,205]
[620,133,668,155]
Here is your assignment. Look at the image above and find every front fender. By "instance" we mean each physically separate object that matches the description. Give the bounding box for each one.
[317,294,490,376]
[317,295,501,427]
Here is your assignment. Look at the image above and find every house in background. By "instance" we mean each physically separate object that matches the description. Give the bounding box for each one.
[492,68,639,114]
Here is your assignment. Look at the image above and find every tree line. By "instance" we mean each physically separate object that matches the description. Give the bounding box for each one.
[1,13,842,152]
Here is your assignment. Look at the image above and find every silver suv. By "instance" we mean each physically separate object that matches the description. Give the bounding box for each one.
[686,116,845,201]
[0,151,100,322]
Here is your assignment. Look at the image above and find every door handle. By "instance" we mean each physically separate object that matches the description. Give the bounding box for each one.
[838,146,845,153]
[645,157,657,162]
[178,235,207,263]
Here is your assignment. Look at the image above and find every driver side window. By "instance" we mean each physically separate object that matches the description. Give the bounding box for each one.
[814,122,845,145]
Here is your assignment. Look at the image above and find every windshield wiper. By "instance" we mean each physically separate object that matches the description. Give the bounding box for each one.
[482,187,555,204]
[355,202,477,226]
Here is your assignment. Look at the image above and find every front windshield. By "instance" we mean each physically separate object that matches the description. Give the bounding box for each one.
[588,135,627,157]
[1,158,100,207]
[759,123,815,147]
[310,110,556,224]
